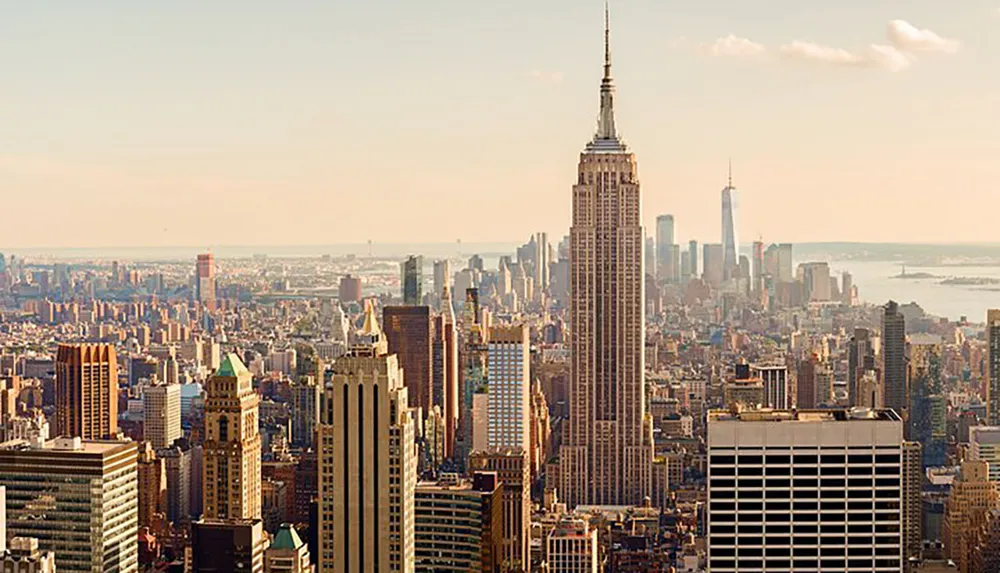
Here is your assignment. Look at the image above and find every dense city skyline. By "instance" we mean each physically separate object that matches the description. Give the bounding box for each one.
[2,1,999,247]
[2,3,1000,571]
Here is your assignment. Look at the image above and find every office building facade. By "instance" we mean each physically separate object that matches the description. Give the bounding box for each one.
[0,438,139,573]
[414,473,502,572]
[143,382,181,450]
[487,324,530,451]
[384,305,434,419]
[55,343,119,439]
[547,519,598,573]
[707,409,905,573]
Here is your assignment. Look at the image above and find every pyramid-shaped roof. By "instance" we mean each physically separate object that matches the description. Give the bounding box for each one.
[216,353,249,378]
[270,523,305,551]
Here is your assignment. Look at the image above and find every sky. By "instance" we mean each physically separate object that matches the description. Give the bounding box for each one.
[1,0,999,249]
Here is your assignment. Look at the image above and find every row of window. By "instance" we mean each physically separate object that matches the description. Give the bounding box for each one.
[711,523,900,535]
[711,500,899,512]
[709,558,901,570]
[711,465,899,477]
[711,545,900,557]
[711,488,898,500]
[711,513,900,525]
[710,535,899,546]
[711,477,898,488]
[711,454,899,465]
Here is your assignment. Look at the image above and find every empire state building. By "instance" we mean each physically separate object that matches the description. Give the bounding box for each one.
[558,5,653,508]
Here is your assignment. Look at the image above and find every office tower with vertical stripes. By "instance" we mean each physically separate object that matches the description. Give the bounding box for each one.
[317,302,416,573]
[55,343,119,440]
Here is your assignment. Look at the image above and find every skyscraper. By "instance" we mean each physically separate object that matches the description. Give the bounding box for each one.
[655,214,674,280]
[776,243,794,283]
[942,460,999,571]
[290,377,321,448]
[702,243,724,288]
[432,259,451,301]
[721,163,739,281]
[707,408,906,573]
[987,309,1000,425]
[534,232,549,292]
[559,6,652,508]
[688,240,699,278]
[339,275,363,304]
[456,288,487,470]
[882,301,908,421]
[196,253,216,308]
[469,449,530,572]
[137,442,166,531]
[848,328,876,408]
[143,382,181,450]
[55,343,119,440]
[667,244,681,283]
[971,426,1000,483]
[203,354,262,521]
[383,305,433,417]
[414,472,502,572]
[317,303,417,573]
[486,324,530,451]
[0,438,139,573]
[432,288,459,459]
[401,255,423,305]
[751,239,764,293]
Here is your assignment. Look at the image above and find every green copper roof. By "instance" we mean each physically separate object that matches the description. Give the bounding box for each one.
[270,524,304,551]
[216,353,249,378]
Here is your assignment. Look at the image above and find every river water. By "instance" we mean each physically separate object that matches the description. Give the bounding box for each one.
[821,260,1000,322]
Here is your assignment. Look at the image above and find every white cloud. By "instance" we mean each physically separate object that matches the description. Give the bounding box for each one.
[688,18,957,73]
[778,41,910,72]
[700,35,767,57]
[887,20,960,54]
[530,70,564,83]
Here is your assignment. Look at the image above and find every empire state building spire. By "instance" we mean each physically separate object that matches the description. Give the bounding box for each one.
[588,2,626,152]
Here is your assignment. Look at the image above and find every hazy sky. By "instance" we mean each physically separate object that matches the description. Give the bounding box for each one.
[2,0,999,249]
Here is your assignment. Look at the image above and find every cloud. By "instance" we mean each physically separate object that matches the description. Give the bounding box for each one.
[687,19,957,73]
[530,70,564,83]
[779,41,910,72]
[700,35,767,58]
[887,20,960,54]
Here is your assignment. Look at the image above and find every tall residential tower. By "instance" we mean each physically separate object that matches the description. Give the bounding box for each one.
[55,343,119,440]
[559,6,653,508]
